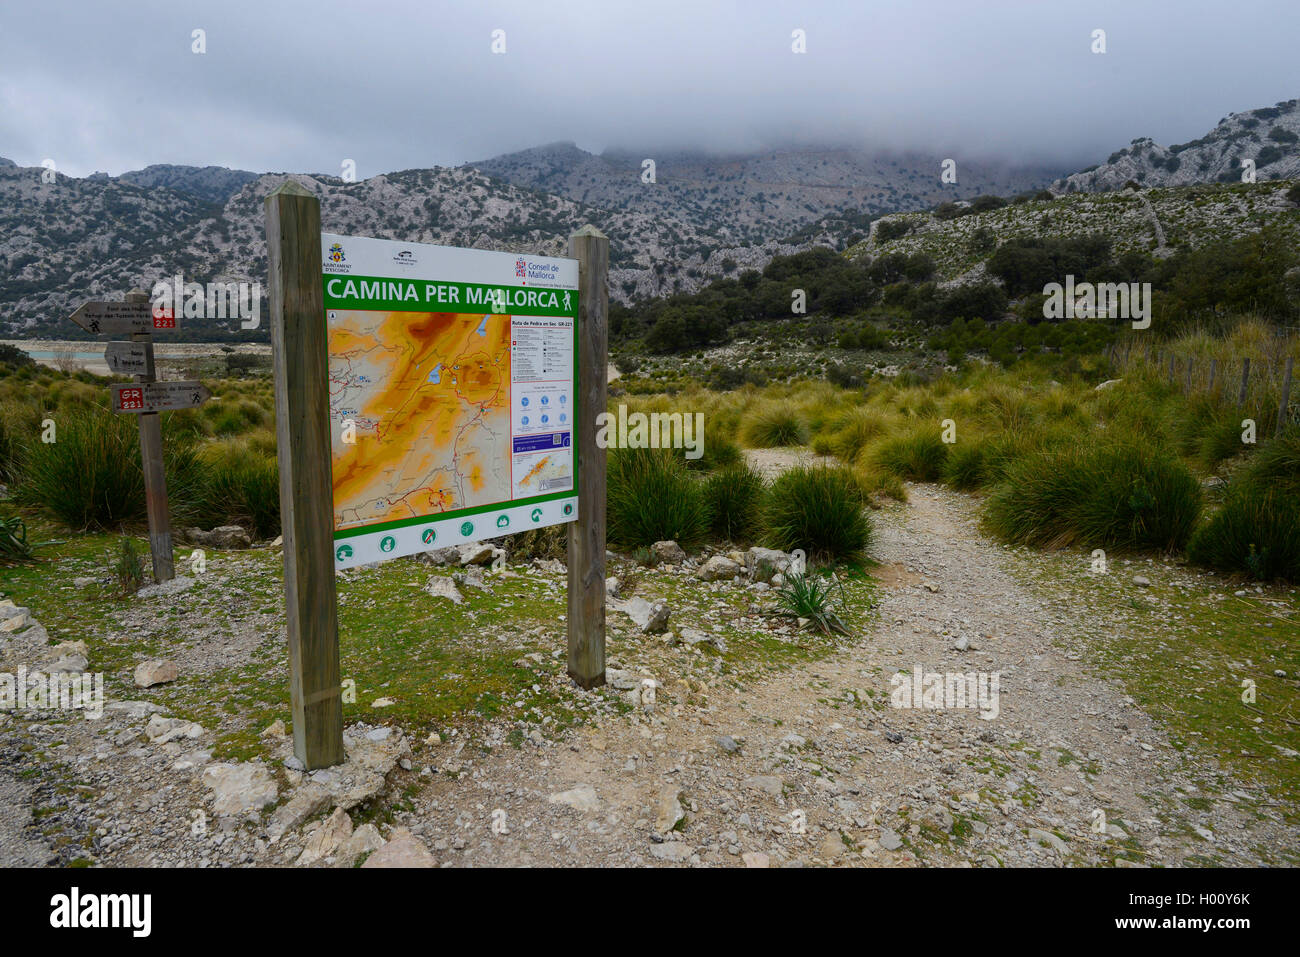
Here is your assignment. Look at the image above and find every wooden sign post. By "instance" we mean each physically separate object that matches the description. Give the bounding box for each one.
[67,290,199,583]
[566,225,609,689]
[265,181,344,770]
[127,289,174,583]
[263,186,606,766]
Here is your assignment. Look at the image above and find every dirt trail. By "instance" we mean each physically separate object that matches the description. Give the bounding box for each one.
[393,484,1293,867]
[3,482,1291,867]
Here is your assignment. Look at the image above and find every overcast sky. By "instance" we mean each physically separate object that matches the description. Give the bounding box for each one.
[2,0,1298,178]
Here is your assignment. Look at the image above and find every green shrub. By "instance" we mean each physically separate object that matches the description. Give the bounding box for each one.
[1175,395,1245,469]
[0,344,36,369]
[607,445,710,549]
[873,426,949,481]
[942,443,989,491]
[685,434,743,472]
[113,536,146,594]
[1187,486,1300,581]
[703,463,766,541]
[0,410,20,484]
[193,439,281,539]
[14,409,202,530]
[1239,427,1300,497]
[984,442,1202,550]
[741,405,808,448]
[1196,416,1249,471]
[852,468,908,505]
[772,573,851,635]
[762,466,872,562]
[827,408,888,463]
[0,511,33,564]
[508,524,567,562]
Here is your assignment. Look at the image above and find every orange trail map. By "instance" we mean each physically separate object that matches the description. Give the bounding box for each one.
[329,310,512,531]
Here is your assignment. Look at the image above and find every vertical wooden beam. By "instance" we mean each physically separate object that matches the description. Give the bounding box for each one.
[1185,357,1194,394]
[265,181,344,769]
[1168,353,1176,386]
[1208,357,1217,394]
[126,289,174,583]
[566,225,609,690]
[1239,357,1251,406]
[1278,356,1294,437]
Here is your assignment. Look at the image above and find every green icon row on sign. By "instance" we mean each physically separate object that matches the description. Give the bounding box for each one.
[336,505,570,562]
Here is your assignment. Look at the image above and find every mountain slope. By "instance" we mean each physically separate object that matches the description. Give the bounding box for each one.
[118,164,260,204]
[0,163,824,337]
[1055,98,1300,194]
[850,179,1300,286]
[471,142,1064,245]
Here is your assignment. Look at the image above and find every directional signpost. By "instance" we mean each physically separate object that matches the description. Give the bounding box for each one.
[69,300,175,336]
[110,381,212,413]
[103,341,149,375]
[67,289,205,583]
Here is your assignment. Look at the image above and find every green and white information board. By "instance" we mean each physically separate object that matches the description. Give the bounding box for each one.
[321,233,579,568]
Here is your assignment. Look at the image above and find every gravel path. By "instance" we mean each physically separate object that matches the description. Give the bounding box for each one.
[376,484,1294,866]
[0,756,56,866]
[2,483,1293,867]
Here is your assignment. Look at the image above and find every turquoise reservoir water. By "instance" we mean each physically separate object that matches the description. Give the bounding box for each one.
[23,350,102,360]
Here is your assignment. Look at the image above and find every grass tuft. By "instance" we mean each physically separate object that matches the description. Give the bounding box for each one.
[762,465,872,562]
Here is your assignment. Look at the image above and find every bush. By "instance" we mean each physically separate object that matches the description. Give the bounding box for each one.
[0,511,33,564]
[508,524,567,562]
[1238,427,1300,498]
[852,467,908,505]
[192,439,281,539]
[762,466,872,562]
[772,573,851,635]
[941,443,989,491]
[825,362,863,389]
[987,234,1113,297]
[827,407,888,463]
[968,195,1007,214]
[0,408,21,484]
[703,463,766,541]
[984,442,1202,550]
[741,405,808,448]
[682,433,743,472]
[607,445,710,549]
[0,344,36,369]
[1188,486,1300,581]
[14,409,202,530]
[875,220,913,242]
[113,536,146,594]
[873,426,949,481]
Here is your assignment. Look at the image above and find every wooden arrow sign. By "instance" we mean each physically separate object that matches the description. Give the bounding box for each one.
[111,381,211,414]
[69,300,177,335]
[103,341,150,375]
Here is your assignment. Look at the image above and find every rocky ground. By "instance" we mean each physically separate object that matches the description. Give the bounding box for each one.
[1,483,1296,868]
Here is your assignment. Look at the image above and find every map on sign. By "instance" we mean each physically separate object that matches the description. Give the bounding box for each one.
[322,233,579,569]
